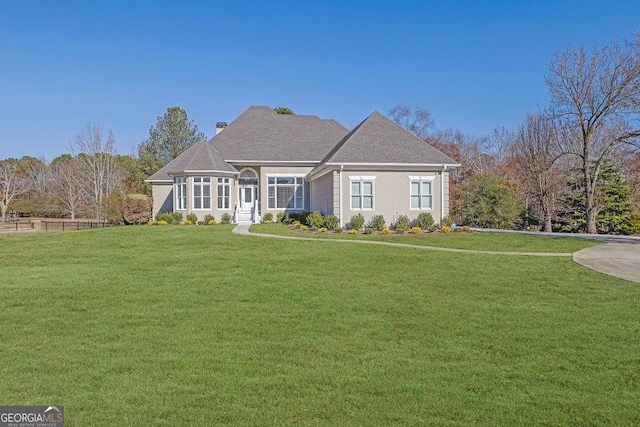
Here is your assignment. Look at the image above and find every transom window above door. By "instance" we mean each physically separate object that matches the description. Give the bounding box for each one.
[238,169,258,186]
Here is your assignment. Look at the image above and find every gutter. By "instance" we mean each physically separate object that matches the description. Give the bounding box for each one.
[441,164,447,222]
[339,164,344,226]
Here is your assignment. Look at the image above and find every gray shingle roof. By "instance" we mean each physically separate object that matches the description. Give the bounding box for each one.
[146,142,238,182]
[211,106,349,162]
[321,111,458,165]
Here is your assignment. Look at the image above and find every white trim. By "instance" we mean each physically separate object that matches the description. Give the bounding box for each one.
[226,160,318,164]
[408,175,436,181]
[409,178,433,211]
[327,162,461,167]
[192,176,212,210]
[348,175,377,181]
[339,164,343,225]
[181,170,240,175]
[265,173,306,178]
[349,178,375,211]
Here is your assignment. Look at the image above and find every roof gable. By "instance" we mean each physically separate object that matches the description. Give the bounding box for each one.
[146,142,237,182]
[321,111,458,165]
[211,106,349,162]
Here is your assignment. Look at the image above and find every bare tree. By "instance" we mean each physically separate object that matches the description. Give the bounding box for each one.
[0,158,31,221]
[388,104,434,139]
[511,113,565,231]
[546,38,640,233]
[50,157,87,219]
[71,124,123,221]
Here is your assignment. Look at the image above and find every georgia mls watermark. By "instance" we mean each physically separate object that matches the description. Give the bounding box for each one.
[0,406,64,427]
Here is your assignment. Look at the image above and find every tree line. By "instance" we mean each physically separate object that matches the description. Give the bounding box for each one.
[1,36,639,234]
[390,33,640,235]
[0,107,204,223]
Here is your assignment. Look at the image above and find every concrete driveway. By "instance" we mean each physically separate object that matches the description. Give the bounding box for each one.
[573,242,640,283]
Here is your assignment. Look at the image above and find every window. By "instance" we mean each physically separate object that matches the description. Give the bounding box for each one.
[409,176,433,209]
[193,177,211,209]
[217,178,230,210]
[175,177,186,210]
[267,175,304,209]
[350,176,375,210]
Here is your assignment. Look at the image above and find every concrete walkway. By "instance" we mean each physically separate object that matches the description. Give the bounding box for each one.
[234,223,640,283]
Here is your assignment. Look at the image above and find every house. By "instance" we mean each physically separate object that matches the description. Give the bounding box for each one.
[146,106,459,226]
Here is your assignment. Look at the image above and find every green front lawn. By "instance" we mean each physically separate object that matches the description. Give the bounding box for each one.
[250,223,601,253]
[0,226,637,425]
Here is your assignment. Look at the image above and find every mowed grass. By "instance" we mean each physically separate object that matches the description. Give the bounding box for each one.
[250,223,601,253]
[0,226,638,426]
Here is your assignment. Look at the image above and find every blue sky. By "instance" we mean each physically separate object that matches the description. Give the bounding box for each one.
[1,1,638,161]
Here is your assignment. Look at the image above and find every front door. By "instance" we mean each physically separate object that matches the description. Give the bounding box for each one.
[239,185,257,211]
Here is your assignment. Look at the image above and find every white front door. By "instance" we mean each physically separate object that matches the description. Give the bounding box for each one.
[239,185,257,211]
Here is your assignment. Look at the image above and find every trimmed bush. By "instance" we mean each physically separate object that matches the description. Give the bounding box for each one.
[317,227,327,233]
[306,211,325,229]
[292,221,301,229]
[463,225,471,232]
[156,212,182,225]
[369,214,385,231]
[186,213,198,224]
[208,219,217,225]
[347,229,358,234]
[147,221,157,226]
[349,214,365,230]
[262,213,274,222]
[381,227,392,234]
[364,227,374,234]
[415,212,434,230]
[442,226,452,233]
[334,227,344,233]
[441,215,454,228]
[202,214,216,225]
[122,194,152,225]
[300,225,308,231]
[157,220,168,225]
[324,214,339,230]
[184,219,193,225]
[220,213,232,224]
[276,212,285,223]
[394,215,411,233]
[288,211,311,225]
[411,226,422,234]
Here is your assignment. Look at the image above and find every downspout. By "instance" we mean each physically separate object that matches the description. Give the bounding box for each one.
[441,164,447,222]
[339,164,344,227]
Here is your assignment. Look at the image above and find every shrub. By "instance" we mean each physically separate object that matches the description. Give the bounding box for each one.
[122,194,152,225]
[381,227,392,234]
[349,214,365,230]
[463,225,471,232]
[208,219,217,225]
[292,221,301,229]
[369,214,385,231]
[203,214,215,224]
[262,213,274,222]
[300,225,308,231]
[347,229,358,234]
[220,213,232,224]
[364,227,374,234]
[186,213,198,224]
[157,220,168,225]
[394,215,411,233]
[156,212,182,225]
[442,226,452,233]
[441,215,454,228]
[415,212,434,230]
[184,219,193,225]
[334,227,344,233]
[263,219,272,224]
[306,211,325,229]
[324,214,339,230]
[317,227,327,233]
[288,211,311,225]
[276,212,285,223]
[411,226,422,234]
[147,221,157,226]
